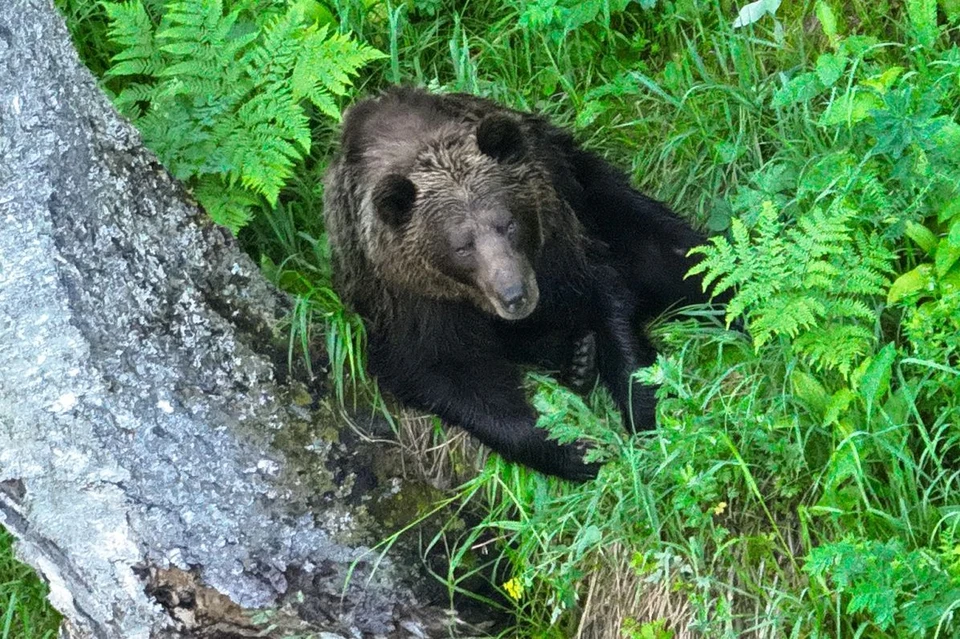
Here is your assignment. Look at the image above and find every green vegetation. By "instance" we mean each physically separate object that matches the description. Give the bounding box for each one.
[101,0,384,230]
[0,530,58,639]
[3,0,955,636]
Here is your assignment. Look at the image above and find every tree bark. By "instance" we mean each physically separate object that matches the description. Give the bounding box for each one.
[0,1,461,637]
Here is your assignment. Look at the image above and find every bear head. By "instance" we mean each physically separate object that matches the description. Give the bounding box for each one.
[365,114,549,321]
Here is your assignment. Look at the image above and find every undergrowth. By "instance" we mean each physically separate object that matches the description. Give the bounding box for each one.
[0,529,59,639]
[28,0,960,637]
[101,0,384,231]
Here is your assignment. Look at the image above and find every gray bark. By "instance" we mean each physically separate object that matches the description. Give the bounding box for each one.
[0,1,463,637]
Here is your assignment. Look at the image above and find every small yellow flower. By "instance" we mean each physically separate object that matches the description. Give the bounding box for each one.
[713,501,728,516]
[503,577,523,601]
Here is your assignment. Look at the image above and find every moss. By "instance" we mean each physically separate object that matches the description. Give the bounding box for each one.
[365,480,447,531]
[270,395,341,500]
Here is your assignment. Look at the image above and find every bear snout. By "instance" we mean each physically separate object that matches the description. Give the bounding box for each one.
[487,271,539,321]
[499,283,526,313]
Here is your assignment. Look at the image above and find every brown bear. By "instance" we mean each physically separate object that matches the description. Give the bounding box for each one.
[322,87,715,481]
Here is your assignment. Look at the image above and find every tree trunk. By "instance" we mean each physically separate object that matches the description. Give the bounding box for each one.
[0,1,461,637]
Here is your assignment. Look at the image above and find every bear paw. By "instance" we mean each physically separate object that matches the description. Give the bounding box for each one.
[548,440,601,482]
[565,331,597,395]
[624,383,658,432]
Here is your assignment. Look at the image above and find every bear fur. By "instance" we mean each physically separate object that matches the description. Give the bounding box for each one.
[323,87,715,481]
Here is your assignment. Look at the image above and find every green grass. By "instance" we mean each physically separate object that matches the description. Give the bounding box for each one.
[0,530,59,639]
[39,0,960,637]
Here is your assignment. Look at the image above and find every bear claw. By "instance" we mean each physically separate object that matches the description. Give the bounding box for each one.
[566,331,598,395]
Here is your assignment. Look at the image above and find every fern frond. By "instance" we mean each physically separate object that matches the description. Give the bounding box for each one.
[688,236,733,292]
[795,325,875,375]
[114,82,156,107]
[104,1,164,78]
[751,294,826,346]
[828,298,877,321]
[194,175,259,233]
[103,0,383,232]
[292,25,386,120]
[691,200,895,374]
[243,4,301,87]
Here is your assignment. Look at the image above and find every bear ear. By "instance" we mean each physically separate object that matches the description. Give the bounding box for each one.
[476,114,526,163]
[372,173,417,228]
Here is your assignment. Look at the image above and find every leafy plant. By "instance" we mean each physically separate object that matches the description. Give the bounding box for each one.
[622,617,675,639]
[689,202,895,375]
[0,529,59,639]
[805,537,960,634]
[889,200,960,364]
[103,0,383,231]
[512,0,655,39]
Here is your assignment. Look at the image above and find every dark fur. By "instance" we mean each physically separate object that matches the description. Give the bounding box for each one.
[323,87,716,481]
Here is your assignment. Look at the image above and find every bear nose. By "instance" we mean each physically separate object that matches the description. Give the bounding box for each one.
[500,285,526,314]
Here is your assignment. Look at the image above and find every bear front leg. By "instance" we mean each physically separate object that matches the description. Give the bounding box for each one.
[379,359,600,481]
[595,325,658,432]
[591,271,659,432]
[465,411,601,482]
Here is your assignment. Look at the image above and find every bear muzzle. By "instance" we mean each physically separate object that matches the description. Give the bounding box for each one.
[474,234,540,321]
[487,272,539,321]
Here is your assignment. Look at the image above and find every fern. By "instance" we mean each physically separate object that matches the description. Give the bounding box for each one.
[293,26,381,119]
[513,0,651,42]
[104,0,384,231]
[805,537,960,634]
[103,1,164,81]
[690,201,896,375]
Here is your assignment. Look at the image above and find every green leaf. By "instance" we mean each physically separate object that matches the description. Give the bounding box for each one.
[950,220,960,247]
[819,90,882,127]
[566,0,605,30]
[159,41,203,55]
[935,239,960,277]
[259,254,279,283]
[815,0,840,47]
[943,264,960,291]
[574,525,603,554]
[295,0,336,25]
[942,200,960,225]
[907,0,939,46]
[792,370,830,416]
[575,100,605,128]
[904,220,938,254]
[857,342,896,406]
[714,140,743,164]
[860,66,903,93]
[839,35,879,57]
[887,264,935,304]
[933,120,960,154]
[941,0,960,23]
[772,72,823,108]
[706,200,732,232]
[194,176,259,233]
[822,445,859,494]
[815,53,847,87]
[848,585,898,630]
[105,59,158,77]
[824,388,856,426]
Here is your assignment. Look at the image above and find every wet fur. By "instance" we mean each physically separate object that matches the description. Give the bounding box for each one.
[323,87,716,481]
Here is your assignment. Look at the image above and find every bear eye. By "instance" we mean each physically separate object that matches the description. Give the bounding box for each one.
[505,220,518,237]
[455,241,475,257]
